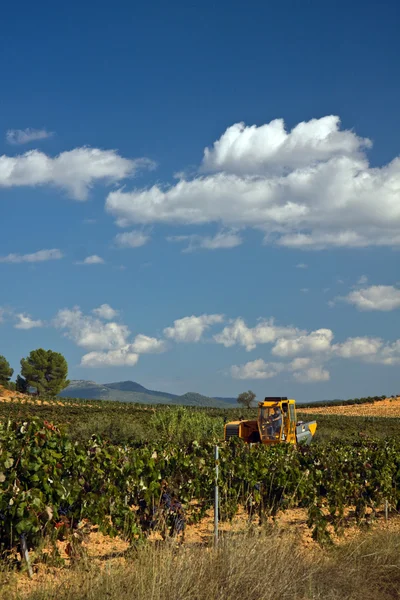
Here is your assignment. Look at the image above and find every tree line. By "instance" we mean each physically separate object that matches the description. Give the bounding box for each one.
[0,349,69,397]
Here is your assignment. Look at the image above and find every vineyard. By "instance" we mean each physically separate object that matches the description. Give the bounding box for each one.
[1,413,400,563]
[0,386,400,600]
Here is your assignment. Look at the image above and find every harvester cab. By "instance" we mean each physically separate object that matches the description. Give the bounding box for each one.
[224,397,317,446]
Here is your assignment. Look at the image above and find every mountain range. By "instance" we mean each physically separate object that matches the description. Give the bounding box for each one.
[59,380,238,408]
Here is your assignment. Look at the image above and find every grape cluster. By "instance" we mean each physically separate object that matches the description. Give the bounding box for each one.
[136,491,185,539]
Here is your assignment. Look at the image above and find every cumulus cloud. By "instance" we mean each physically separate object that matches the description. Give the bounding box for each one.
[215,315,400,370]
[214,318,300,352]
[92,304,119,320]
[105,115,400,249]
[333,336,384,358]
[115,230,150,248]
[375,341,400,365]
[54,307,130,350]
[77,255,105,265]
[293,366,330,383]
[0,147,154,201]
[231,359,285,380]
[331,336,400,366]
[14,313,44,329]
[130,334,166,354]
[164,314,224,342]
[81,348,139,367]
[289,357,312,371]
[6,128,53,145]
[272,329,334,357]
[201,115,370,175]
[167,230,243,252]
[55,306,165,368]
[0,249,63,263]
[343,285,400,311]
[230,355,328,382]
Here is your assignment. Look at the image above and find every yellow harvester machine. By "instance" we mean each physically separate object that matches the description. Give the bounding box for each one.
[224,397,317,446]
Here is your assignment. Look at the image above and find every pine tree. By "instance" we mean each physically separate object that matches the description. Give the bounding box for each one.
[0,355,14,388]
[16,374,29,394]
[20,349,69,397]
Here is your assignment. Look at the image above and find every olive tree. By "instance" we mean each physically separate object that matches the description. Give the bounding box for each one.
[237,390,256,409]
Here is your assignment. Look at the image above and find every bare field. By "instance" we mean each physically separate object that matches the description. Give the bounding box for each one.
[299,396,400,418]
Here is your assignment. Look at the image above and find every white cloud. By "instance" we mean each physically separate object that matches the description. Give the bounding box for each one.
[215,315,400,372]
[375,341,400,365]
[130,334,166,354]
[115,230,150,248]
[77,255,105,265]
[357,275,368,285]
[0,249,63,263]
[230,354,329,383]
[0,147,154,201]
[214,318,301,352]
[333,336,383,358]
[0,307,6,323]
[80,347,139,367]
[289,357,312,371]
[6,128,53,145]
[331,336,400,366]
[105,115,400,249]
[167,230,243,252]
[14,313,44,329]
[164,314,224,342]
[55,306,166,367]
[202,115,370,175]
[300,288,309,293]
[296,263,308,269]
[293,366,330,383]
[54,307,130,350]
[231,359,285,380]
[272,329,334,357]
[343,285,400,311]
[92,304,119,320]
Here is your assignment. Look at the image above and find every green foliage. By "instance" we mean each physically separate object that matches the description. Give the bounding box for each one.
[1,415,400,561]
[0,355,13,388]
[237,390,256,409]
[149,406,223,444]
[0,396,398,446]
[20,349,69,397]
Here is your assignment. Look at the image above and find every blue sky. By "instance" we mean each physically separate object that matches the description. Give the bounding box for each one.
[1,0,400,402]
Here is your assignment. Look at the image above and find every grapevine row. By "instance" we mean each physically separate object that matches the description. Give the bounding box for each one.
[1,418,400,558]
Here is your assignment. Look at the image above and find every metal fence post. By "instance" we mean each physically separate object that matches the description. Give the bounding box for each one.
[20,534,33,578]
[214,444,219,545]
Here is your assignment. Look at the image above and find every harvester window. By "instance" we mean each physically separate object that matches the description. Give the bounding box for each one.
[258,406,283,442]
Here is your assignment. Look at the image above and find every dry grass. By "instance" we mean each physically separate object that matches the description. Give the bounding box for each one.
[4,528,400,600]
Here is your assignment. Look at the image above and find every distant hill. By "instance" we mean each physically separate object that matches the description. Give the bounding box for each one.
[60,380,238,408]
